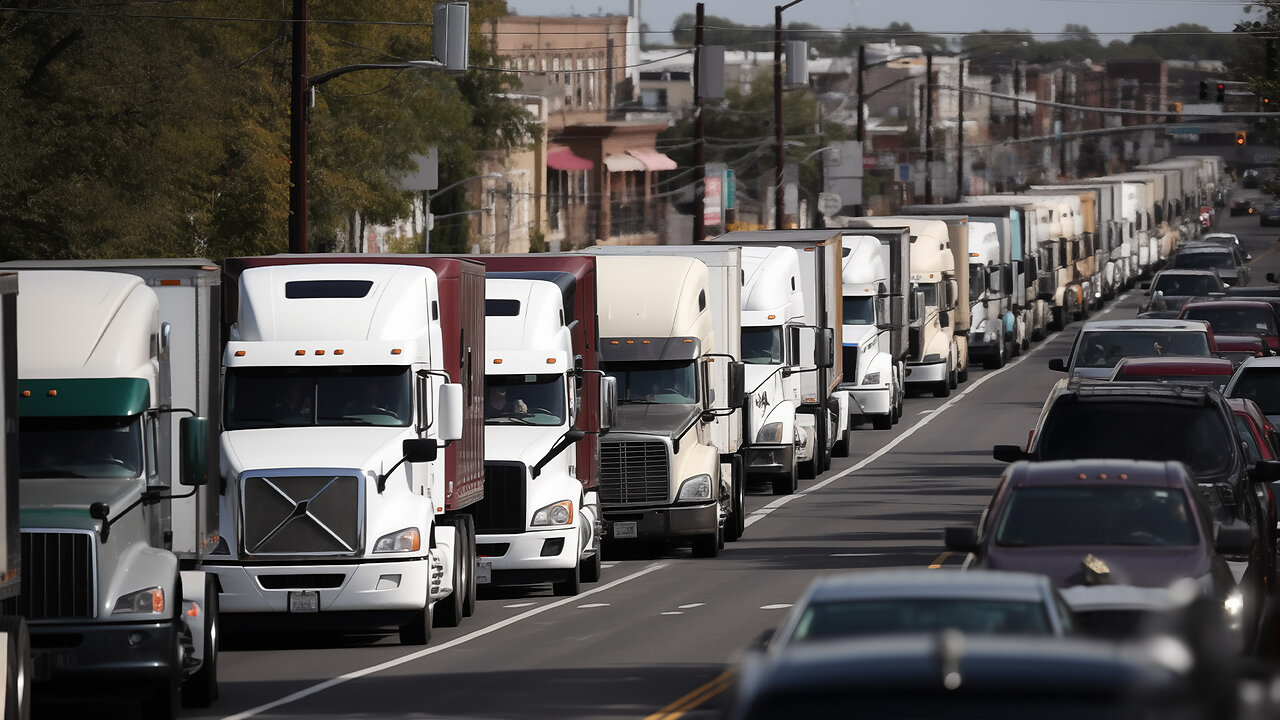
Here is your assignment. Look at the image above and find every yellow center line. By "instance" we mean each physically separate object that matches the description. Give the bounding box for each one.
[928,551,953,569]
[644,668,738,720]
[1248,242,1280,266]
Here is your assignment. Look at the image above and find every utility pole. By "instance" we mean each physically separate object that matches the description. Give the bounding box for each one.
[924,52,933,205]
[1012,62,1020,142]
[855,44,864,216]
[956,58,964,202]
[774,5,785,229]
[289,0,309,253]
[1059,71,1067,179]
[693,3,705,242]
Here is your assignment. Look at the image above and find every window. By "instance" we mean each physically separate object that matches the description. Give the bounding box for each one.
[225,366,412,429]
[20,415,145,479]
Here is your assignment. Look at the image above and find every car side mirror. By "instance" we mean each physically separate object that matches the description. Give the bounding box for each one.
[1048,358,1068,372]
[1214,523,1253,555]
[993,444,1029,462]
[944,526,980,554]
[1249,460,1280,483]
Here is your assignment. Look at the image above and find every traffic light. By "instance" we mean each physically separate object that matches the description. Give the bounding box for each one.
[1236,130,1247,146]
[1217,83,1226,103]
[1200,80,1209,100]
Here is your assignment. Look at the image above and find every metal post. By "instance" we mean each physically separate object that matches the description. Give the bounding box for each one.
[855,44,864,217]
[693,3,705,242]
[774,5,785,229]
[956,58,964,202]
[1059,71,1067,179]
[924,52,933,205]
[422,189,432,253]
[289,0,309,253]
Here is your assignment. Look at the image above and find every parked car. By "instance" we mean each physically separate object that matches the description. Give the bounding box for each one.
[1167,245,1250,288]
[1230,198,1256,216]
[1180,299,1280,352]
[1139,269,1225,315]
[1262,204,1280,228]
[1216,334,1274,367]
[947,459,1249,642]
[1225,356,1280,426]
[992,380,1278,636]
[764,569,1075,649]
[1108,356,1235,390]
[1049,318,1217,379]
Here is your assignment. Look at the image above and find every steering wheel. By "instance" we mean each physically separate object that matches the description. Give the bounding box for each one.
[526,406,553,416]
[659,387,682,396]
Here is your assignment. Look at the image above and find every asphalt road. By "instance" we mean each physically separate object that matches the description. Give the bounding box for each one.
[40,185,1280,720]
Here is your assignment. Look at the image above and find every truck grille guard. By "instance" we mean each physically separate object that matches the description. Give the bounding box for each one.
[240,469,365,559]
[600,439,671,505]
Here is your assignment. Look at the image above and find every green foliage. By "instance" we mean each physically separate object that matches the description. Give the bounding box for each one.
[1235,4,1280,159]
[528,228,547,253]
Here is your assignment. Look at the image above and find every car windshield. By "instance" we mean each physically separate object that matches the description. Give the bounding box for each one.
[1182,307,1276,335]
[1037,401,1234,476]
[1152,274,1219,296]
[843,297,876,326]
[606,361,697,404]
[1229,367,1280,415]
[789,598,1052,642]
[1074,330,1211,369]
[484,373,566,425]
[1171,252,1233,271]
[224,366,411,429]
[995,486,1198,547]
[742,326,784,364]
[20,415,145,478]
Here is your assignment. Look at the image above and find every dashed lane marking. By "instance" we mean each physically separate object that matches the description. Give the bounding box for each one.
[760,603,794,610]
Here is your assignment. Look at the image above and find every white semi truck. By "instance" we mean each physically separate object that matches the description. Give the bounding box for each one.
[10,268,219,718]
[838,228,909,428]
[594,255,744,556]
[211,256,482,645]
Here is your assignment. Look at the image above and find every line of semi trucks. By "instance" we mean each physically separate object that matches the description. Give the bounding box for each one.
[0,153,1225,718]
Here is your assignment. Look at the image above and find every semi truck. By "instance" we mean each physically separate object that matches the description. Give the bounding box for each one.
[211,256,483,644]
[592,254,744,556]
[707,230,842,480]
[0,273,28,720]
[581,246,746,541]
[9,267,218,718]
[838,228,909,428]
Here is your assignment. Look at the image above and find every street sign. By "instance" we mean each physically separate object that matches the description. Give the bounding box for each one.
[897,163,913,183]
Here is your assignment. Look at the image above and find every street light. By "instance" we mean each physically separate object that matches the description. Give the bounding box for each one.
[423,173,502,253]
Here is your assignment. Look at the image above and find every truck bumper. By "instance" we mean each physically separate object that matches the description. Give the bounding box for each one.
[29,619,175,686]
[205,556,430,614]
[744,443,794,476]
[476,526,579,585]
[846,386,891,416]
[603,501,718,541]
[905,360,947,385]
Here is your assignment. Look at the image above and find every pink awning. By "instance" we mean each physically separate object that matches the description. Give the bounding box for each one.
[547,146,593,171]
[628,149,677,171]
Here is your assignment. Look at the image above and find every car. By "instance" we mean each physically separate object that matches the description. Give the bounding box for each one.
[1049,318,1217,379]
[1108,356,1235,390]
[764,569,1075,649]
[992,380,1279,632]
[947,459,1249,642]
[1200,232,1242,250]
[1262,204,1280,228]
[1244,169,1261,189]
[1167,245,1250,288]
[1230,198,1256,216]
[1138,269,1225,314]
[1180,299,1280,353]
[1225,356,1280,427]
[1229,397,1280,465]
[1216,334,1274,367]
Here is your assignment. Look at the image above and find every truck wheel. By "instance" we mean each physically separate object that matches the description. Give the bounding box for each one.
[399,599,432,646]
[872,413,892,430]
[832,427,852,456]
[772,454,798,495]
[552,560,581,596]
[457,514,477,618]
[984,339,1006,370]
[181,576,219,708]
[433,522,465,628]
[581,544,602,583]
[725,455,745,542]
[691,528,721,558]
[932,372,951,398]
[0,617,29,720]
[141,649,182,720]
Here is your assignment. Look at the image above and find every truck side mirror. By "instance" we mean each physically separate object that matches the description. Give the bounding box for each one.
[1001,266,1014,293]
[1214,523,1253,555]
[178,416,209,486]
[909,291,925,326]
[728,361,746,408]
[987,268,1003,295]
[947,278,959,309]
[437,383,464,442]
[815,328,835,369]
[993,444,1030,462]
[402,438,438,463]
[599,375,618,433]
[938,310,950,329]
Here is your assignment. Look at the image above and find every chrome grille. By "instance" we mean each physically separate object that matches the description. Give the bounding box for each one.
[467,463,526,534]
[21,531,95,620]
[242,471,363,557]
[600,441,669,504]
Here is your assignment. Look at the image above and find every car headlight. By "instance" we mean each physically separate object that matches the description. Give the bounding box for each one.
[113,586,165,615]
[861,372,880,385]
[532,500,574,526]
[757,422,783,444]
[373,527,421,553]
[1224,589,1245,628]
[677,474,713,502]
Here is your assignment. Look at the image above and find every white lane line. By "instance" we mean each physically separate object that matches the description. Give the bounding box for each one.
[760,604,794,610]
[831,552,885,557]
[577,603,610,608]
[742,296,1103,530]
[678,603,705,609]
[661,611,683,615]
[503,602,536,609]
[220,563,668,720]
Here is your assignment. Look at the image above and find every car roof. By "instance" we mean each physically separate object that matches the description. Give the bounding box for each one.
[1228,397,1272,425]
[1235,355,1280,369]
[1182,299,1275,312]
[1006,459,1186,489]
[1152,269,1221,278]
[1055,377,1220,406]
[1201,233,1238,241]
[1078,318,1211,332]
[1174,245,1232,255]
[1111,356,1235,375]
[804,569,1051,604]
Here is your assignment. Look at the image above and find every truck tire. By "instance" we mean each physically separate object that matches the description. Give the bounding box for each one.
[142,608,183,720]
[772,454,798,495]
[399,599,432,646]
[181,575,219,708]
[984,338,1006,370]
[872,413,892,430]
[691,527,721,558]
[0,617,29,720]
[457,514,477,618]
[725,455,746,542]
[581,544,602,583]
[552,559,581,596]
[933,373,951,398]
[832,427,852,456]
[433,521,465,628]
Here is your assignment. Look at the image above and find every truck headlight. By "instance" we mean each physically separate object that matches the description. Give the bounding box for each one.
[861,372,880,386]
[677,474,713,502]
[113,586,165,615]
[757,422,783,444]
[1224,589,1245,630]
[532,500,574,526]
[374,527,421,553]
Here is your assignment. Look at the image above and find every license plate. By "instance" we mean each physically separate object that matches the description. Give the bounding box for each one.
[475,560,492,585]
[288,590,320,613]
[613,521,638,539]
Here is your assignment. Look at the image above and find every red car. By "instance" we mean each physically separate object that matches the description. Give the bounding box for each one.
[1108,356,1235,390]
[1228,397,1280,564]
[1180,299,1280,353]
[1216,334,1273,367]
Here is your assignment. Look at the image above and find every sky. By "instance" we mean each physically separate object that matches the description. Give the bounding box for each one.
[504,0,1252,42]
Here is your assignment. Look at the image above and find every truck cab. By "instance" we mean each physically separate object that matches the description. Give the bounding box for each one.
[839,231,908,429]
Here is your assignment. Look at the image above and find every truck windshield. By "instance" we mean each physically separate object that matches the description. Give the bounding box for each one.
[606,361,697,404]
[485,373,566,425]
[224,367,411,429]
[995,486,1197,547]
[20,416,144,479]
[742,327,784,364]
[1036,401,1233,477]
[917,283,939,307]
[842,297,875,327]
